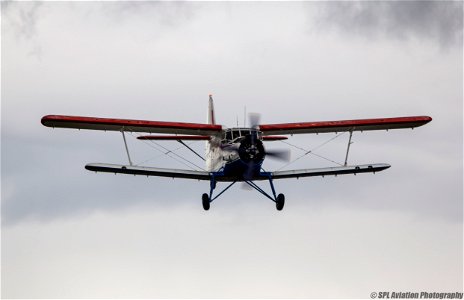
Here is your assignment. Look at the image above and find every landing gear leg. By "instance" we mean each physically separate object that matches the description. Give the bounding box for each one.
[268,175,285,211]
[244,174,286,211]
[201,174,237,211]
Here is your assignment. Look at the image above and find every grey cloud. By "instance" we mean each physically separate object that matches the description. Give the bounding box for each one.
[2,1,43,40]
[98,1,198,29]
[1,2,197,61]
[317,1,463,47]
[2,1,44,59]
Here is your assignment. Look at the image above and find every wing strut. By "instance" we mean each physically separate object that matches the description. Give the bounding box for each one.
[177,140,205,161]
[344,130,354,166]
[121,130,133,166]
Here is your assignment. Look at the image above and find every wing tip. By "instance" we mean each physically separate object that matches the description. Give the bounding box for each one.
[413,116,432,128]
[41,115,53,127]
[382,163,391,170]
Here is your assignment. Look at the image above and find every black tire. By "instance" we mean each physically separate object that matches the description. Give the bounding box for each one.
[276,193,285,211]
[202,193,210,211]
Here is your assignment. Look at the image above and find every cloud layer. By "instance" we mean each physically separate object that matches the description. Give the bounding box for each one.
[317,1,463,47]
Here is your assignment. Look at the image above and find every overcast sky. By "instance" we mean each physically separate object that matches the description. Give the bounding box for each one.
[2,1,463,298]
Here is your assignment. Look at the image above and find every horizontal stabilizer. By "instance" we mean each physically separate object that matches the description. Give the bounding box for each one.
[270,163,390,179]
[85,163,211,180]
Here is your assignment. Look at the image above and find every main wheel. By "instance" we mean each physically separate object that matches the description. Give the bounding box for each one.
[202,193,210,211]
[276,193,285,211]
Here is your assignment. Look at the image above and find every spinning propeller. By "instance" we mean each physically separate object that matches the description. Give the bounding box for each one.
[247,112,290,162]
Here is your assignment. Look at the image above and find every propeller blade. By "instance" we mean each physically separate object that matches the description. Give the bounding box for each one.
[265,149,291,161]
[221,142,290,162]
[248,113,261,129]
[241,182,253,190]
[244,161,255,180]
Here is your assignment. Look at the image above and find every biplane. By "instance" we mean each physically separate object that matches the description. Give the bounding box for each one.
[41,95,431,211]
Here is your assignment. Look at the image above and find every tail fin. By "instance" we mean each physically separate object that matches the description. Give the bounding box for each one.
[207,94,216,125]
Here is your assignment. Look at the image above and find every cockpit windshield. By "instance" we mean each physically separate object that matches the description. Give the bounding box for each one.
[222,128,262,143]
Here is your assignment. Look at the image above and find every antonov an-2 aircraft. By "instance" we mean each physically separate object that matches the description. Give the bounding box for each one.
[41,95,432,211]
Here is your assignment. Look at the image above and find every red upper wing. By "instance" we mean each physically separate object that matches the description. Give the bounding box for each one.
[259,116,432,135]
[41,115,223,136]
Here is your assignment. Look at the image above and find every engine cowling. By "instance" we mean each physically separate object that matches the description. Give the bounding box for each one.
[238,134,265,163]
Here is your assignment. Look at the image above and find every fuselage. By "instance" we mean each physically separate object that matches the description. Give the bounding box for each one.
[206,128,265,179]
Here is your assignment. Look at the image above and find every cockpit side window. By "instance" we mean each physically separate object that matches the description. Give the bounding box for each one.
[225,131,232,141]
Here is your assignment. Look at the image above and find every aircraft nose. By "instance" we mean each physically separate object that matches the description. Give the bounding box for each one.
[238,135,265,163]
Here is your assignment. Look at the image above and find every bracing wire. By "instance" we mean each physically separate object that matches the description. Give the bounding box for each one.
[277,132,347,170]
[128,132,206,171]
[133,143,186,166]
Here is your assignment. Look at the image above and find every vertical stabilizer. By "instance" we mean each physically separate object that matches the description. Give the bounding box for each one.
[206,94,217,171]
[208,94,216,125]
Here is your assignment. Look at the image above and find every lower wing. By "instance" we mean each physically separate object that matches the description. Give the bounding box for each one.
[85,163,211,180]
[85,163,390,181]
